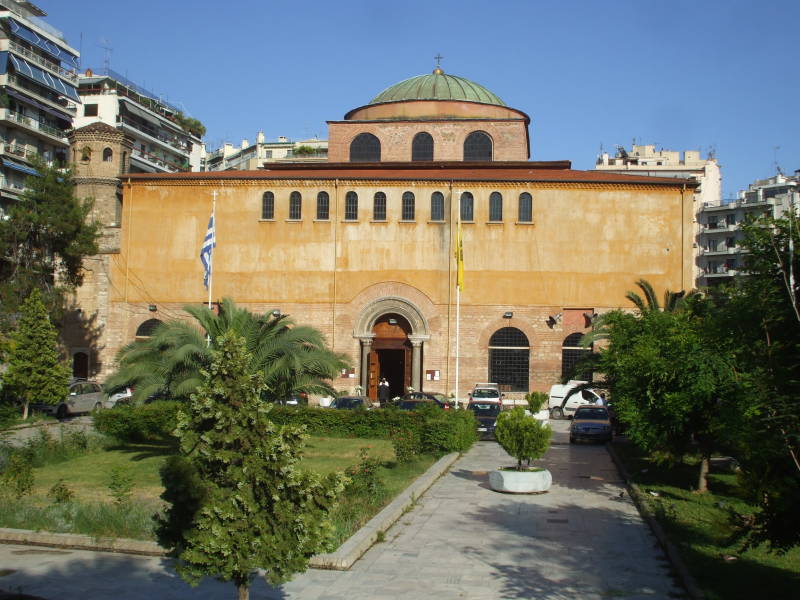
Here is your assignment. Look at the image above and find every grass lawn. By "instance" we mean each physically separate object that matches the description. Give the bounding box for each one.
[4,435,436,545]
[613,440,800,600]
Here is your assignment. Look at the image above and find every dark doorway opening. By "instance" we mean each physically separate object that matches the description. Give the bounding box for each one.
[72,352,89,379]
[367,313,412,400]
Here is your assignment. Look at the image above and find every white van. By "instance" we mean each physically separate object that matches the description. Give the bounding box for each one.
[548,381,602,419]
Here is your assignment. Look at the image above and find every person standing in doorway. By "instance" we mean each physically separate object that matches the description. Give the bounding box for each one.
[378,377,391,405]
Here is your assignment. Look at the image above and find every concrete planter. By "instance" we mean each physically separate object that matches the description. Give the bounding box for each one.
[489,467,552,493]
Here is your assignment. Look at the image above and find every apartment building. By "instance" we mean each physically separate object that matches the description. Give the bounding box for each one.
[698,171,798,286]
[0,0,79,214]
[203,131,327,171]
[73,69,202,173]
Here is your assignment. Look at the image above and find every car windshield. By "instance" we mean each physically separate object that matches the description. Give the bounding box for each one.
[469,403,501,417]
[574,407,608,420]
[472,389,499,399]
[335,397,360,408]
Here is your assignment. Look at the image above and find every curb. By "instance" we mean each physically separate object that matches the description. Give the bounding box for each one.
[0,452,461,569]
[605,442,704,600]
[309,451,459,570]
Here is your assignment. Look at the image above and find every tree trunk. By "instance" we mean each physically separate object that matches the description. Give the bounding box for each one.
[697,454,710,493]
[236,583,249,600]
[22,400,29,421]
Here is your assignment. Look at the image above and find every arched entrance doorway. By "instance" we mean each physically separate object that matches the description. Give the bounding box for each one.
[367,314,412,400]
[353,296,430,402]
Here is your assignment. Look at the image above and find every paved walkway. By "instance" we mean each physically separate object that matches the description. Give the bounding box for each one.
[0,423,684,599]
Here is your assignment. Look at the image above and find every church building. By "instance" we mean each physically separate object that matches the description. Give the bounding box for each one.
[65,66,696,402]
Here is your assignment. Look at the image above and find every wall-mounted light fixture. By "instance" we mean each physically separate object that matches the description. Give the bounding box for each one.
[148,304,157,312]
[388,318,398,325]
[271,309,281,317]
[503,311,513,319]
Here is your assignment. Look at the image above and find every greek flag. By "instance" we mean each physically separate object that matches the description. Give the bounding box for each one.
[200,211,216,289]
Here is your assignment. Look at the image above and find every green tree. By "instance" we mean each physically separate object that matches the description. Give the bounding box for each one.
[706,213,800,550]
[0,158,99,328]
[2,289,70,419]
[495,406,552,470]
[156,331,344,600]
[105,298,349,404]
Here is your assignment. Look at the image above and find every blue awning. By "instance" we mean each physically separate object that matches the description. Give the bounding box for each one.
[4,86,72,121]
[0,51,7,75]
[2,157,39,177]
[7,18,79,69]
[8,53,80,103]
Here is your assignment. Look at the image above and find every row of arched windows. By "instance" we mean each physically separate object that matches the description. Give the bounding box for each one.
[350,130,493,162]
[261,190,534,223]
[488,328,593,392]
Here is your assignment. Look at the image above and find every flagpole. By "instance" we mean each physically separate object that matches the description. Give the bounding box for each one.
[454,218,463,409]
[455,276,461,409]
[208,191,216,310]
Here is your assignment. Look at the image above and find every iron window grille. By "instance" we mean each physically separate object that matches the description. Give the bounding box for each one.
[464,131,492,161]
[350,132,381,162]
[460,192,474,222]
[412,131,434,161]
[489,191,503,222]
[316,191,330,220]
[488,327,530,392]
[289,191,302,220]
[518,192,532,222]
[402,191,415,221]
[373,192,386,221]
[262,191,275,220]
[345,191,359,221]
[561,332,592,381]
[430,191,445,221]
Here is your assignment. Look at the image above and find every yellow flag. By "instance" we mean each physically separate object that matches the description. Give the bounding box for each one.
[455,221,464,292]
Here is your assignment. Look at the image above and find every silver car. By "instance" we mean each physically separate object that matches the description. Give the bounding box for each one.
[32,381,106,419]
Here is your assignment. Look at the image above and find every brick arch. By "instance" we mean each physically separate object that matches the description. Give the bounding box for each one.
[353,296,429,339]
[477,317,537,351]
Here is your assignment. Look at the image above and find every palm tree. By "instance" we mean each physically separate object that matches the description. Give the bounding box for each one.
[104,298,349,404]
[625,278,698,313]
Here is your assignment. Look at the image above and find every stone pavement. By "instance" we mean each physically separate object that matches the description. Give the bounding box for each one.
[0,422,685,599]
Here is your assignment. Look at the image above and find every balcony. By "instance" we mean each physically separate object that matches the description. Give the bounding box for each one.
[0,108,69,143]
[8,40,78,83]
[7,74,77,114]
[0,141,34,160]
[131,146,188,173]
[703,222,736,232]
[119,116,191,154]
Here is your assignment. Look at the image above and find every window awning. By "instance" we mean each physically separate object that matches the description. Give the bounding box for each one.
[2,157,38,177]
[120,96,158,123]
[8,53,80,103]
[7,18,79,69]
[4,85,72,121]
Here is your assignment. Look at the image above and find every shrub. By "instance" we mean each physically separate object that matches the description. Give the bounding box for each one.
[47,479,75,504]
[108,466,135,506]
[495,406,552,471]
[390,428,419,464]
[1,453,33,498]
[525,391,548,413]
[343,448,386,502]
[18,427,107,467]
[93,400,180,443]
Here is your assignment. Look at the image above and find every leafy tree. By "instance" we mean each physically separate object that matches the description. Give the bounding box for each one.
[495,406,552,470]
[173,112,206,138]
[706,213,800,550]
[105,297,349,404]
[0,158,99,328]
[2,289,70,419]
[156,331,345,600]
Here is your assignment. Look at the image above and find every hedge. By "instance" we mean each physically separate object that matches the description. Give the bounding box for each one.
[94,402,478,456]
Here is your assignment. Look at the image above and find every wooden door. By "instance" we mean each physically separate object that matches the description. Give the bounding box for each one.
[368,349,380,400]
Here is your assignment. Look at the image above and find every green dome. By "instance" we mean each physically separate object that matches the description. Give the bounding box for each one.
[369,68,506,107]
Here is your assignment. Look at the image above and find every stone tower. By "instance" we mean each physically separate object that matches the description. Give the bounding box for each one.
[63,123,133,379]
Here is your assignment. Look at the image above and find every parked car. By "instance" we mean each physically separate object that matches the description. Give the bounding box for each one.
[32,381,106,420]
[549,381,603,419]
[569,405,613,443]
[106,386,133,408]
[469,383,504,404]
[468,401,502,440]
[330,395,373,410]
[397,392,449,410]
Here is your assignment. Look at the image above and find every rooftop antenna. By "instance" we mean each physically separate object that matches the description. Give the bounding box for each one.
[98,38,113,74]
[774,146,783,175]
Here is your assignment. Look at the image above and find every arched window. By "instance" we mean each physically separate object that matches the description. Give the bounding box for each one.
[316,191,329,220]
[460,192,474,222]
[464,131,492,161]
[488,327,530,392]
[489,191,503,222]
[261,191,274,219]
[135,318,162,338]
[518,192,532,223]
[412,132,433,161]
[562,333,593,381]
[72,351,89,379]
[102,147,113,162]
[350,133,381,162]
[402,191,415,221]
[373,192,386,221]
[345,191,359,221]
[289,191,302,220]
[430,191,444,221]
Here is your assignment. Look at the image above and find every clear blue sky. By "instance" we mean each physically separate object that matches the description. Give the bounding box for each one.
[40,0,798,198]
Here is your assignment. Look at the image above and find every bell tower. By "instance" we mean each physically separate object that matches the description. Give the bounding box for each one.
[62,123,133,379]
